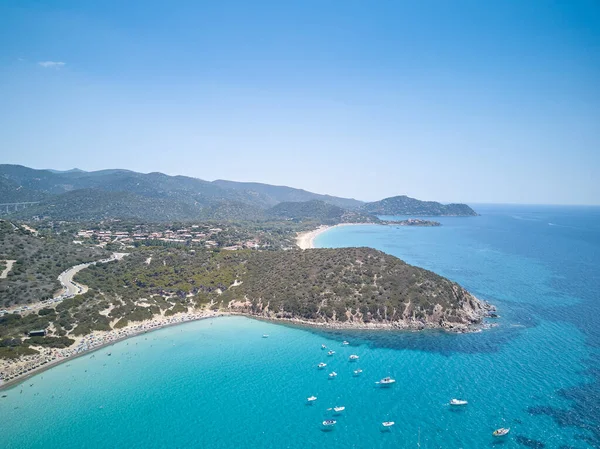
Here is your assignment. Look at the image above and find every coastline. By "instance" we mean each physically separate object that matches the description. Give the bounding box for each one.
[0,310,228,391]
[1,304,494,390]
[296,223,374,249]
[239,313,492,333]
[1,225,491,390]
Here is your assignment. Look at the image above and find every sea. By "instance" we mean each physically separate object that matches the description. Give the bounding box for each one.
[1,204,599,448]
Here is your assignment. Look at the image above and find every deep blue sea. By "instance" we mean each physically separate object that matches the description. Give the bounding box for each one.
[1,204,599,448]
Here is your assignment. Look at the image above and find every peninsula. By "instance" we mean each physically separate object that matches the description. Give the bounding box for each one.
[0,222,493,387]
[361,195,477,216]
[0,166,487,388]
[384,218,441,226]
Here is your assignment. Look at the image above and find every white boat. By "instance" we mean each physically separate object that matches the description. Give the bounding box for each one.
[376,377,396,386]
[307,396,317,403]
[327,406,345,414]
[328,371,337,379]
[262,334,269,338]
[317,362,327,369]
[353,369,363,376]
[450,398,468,406]
[321,344,327,350]
[327,350,335,356]
[493,427,510,437]
[322,419,336,428]
[382,421,395,427]
[342,341,349,345]
[349,354,359,361]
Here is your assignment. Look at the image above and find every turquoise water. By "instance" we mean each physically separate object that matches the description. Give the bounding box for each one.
[1,205,599,448]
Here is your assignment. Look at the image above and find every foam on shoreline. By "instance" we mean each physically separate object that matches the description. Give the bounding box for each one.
[296,223,373,249]
[0,310,228,390]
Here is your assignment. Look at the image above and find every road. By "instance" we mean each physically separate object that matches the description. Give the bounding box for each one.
[55,252,127,298]
[0,260,16,279]
[1,252,127,315]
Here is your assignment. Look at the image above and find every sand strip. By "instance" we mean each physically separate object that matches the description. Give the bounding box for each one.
[296,223,373,249]
[0,310,228,390]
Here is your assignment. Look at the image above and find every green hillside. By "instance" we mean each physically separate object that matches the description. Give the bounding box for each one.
[361,195,477,216]
[70,246,489,330]
[212,179,363,209]
[0,165,361,212]
[266,200,377,224]
[0,220,109,307]
[12,189,203,222]
[0,165,478,222]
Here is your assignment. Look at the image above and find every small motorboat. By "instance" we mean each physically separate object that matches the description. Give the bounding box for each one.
[327,350,335,356]
[450,399,468,406]
[493,427,510,437]
[376,377,396,386]
[262,334,269,338]
[382,421,395,428]
[342,341,349,345]
[321,344,327,350]
[353,369,363,376]
[328,371,338,379]
[349,354,359,361]
[317,362,327,369]
[307,396,317,403]
[327,406,345,414]
[322,420,336,428]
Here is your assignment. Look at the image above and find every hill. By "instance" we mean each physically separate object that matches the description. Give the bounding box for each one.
[265,200,376,224]
[0,238,492,363]
[0,165,361,213]
[1,165,478,222]
[0,220,109,308]
[212,179,363,209]
[198,201,266,221]
[361,195,477,216]
[234,248,490,329]
[0,178,48,203]
[0,165,258,207]
[12,189,205,222]
[68,246,490,331]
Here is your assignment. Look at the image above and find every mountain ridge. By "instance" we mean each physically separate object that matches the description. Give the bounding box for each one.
[0,164,477,221]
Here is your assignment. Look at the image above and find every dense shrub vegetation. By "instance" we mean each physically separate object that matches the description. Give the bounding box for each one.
[0,220,109,307]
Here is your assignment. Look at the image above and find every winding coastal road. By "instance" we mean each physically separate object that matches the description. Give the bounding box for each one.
[3,253,127,315]
[55,252,127,298]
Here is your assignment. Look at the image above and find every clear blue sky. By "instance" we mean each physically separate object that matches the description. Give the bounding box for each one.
[1,0,599,204]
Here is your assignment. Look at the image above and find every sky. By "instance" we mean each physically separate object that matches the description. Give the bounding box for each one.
[1,0,599,205]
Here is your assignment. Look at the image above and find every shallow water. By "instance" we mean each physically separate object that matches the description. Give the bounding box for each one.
[1,204,599,448]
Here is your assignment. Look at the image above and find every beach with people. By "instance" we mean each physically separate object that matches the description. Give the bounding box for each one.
[0,310,226,389]
[296,224,370,249]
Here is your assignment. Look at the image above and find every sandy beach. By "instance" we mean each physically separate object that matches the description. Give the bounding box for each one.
[296,223,373,249]
[0,309,228,390]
